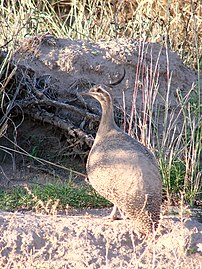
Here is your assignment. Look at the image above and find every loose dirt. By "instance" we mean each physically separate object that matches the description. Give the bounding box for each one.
[0,207,201,268]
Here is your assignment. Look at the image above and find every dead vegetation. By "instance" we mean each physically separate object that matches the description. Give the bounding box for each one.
[51,0,201,69]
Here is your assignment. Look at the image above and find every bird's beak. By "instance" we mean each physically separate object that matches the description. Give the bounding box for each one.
[80,91,95,97]
[80,92,90,96]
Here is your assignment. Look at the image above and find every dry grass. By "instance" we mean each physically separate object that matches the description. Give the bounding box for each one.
[120,40,201,205]
[0,0,201,68]
[55,0,201,68]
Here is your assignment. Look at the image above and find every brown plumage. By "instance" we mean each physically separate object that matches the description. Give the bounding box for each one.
[83,85,162,234]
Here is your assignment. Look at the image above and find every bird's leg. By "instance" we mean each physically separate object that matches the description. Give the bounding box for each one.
[103,205,119,220]
[118,207,127,219]
[108,204,119,220]
[107,205,126,220]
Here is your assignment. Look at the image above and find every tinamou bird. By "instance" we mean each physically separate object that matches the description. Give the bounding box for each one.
[82,85,162,235]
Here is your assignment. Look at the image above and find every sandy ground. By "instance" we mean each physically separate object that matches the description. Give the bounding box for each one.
[0,208,201,269]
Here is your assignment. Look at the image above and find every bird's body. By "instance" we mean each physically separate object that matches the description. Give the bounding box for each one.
[84,86,162,234]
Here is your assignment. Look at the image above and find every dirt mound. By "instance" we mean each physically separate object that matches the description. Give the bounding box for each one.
[15,36,197,106]
[1,36,198,164]
[13,36,198,139]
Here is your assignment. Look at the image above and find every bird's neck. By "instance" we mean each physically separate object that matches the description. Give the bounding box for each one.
[97,103,117,136]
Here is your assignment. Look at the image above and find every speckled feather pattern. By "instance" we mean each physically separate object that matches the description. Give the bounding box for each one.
[85,86,162,234]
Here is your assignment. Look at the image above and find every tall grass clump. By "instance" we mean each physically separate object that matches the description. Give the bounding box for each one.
[124,41,201,205]
[0,0,70,47]
[52,0,201,69]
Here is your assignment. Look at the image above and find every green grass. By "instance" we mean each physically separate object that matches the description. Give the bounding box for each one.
[0,183,112,211]
[161,89,201,204]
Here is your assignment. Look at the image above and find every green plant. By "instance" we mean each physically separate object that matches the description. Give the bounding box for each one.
[0,181,112,211]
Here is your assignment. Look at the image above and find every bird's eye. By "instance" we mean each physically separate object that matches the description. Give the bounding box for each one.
[96,87,103,93]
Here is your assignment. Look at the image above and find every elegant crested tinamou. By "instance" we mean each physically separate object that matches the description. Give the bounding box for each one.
[82,85,162,235]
